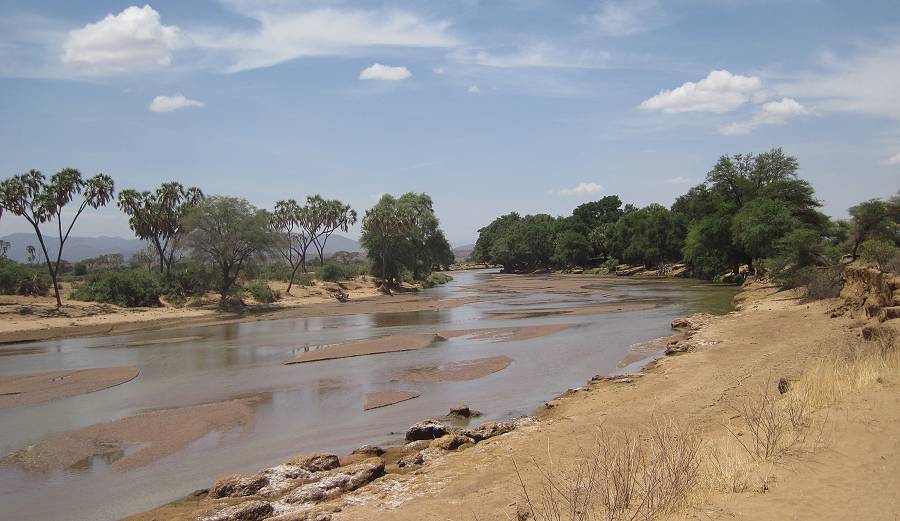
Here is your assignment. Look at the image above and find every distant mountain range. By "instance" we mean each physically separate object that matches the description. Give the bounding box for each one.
[452,244,475,262]
[0,232,362,263]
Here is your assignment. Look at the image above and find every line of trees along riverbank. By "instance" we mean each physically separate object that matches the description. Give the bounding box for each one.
[0,169,453,308]
[473,148,900,289]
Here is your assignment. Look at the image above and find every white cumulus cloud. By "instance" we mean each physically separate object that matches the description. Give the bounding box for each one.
[359,63,411,80]
[718,98,807,136]
[468,84,480,93]
[559,182,604,196]
[62,5,183,72]
[149,94,204,113]
[639,70,765,114]
[885,152,900,166]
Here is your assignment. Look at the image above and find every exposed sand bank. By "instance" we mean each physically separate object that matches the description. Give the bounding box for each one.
[363,391,420,411]
[5,396,260,473]
[0,366,140,409]
[394,356,513,383]
[286,324,576,364]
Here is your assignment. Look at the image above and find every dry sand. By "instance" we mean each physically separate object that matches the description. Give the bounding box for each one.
[0,366,140,409]
[5,396,260,473]
[363,391,421,410]
[394,356,513,383]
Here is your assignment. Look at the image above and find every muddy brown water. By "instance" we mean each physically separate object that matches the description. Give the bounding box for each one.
[0,270,737,521]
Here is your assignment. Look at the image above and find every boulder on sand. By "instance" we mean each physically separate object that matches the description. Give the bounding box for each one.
[198,500,274,521]
[287,453,340,473]
[448,404,481,418]
[430,434,473,451]
[462,421,514,442]
[208,474,269,498]
[405,419,449,441]
[282,459,385,504]
[352,444,385,456]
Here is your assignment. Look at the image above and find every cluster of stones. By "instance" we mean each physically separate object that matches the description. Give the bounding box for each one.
[195,411,524,521]
[665,313,713,355]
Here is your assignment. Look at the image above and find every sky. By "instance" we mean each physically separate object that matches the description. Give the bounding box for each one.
[0,0,899,246]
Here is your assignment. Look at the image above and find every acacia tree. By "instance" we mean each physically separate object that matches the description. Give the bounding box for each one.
[118,182,203,275]
[185,196,275,302]
[301,195,357,267]
[0,169,114,307]
[269,199,315,293]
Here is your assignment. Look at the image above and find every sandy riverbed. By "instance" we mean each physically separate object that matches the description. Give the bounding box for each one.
[0,366,140,409]
[127,280,900,521]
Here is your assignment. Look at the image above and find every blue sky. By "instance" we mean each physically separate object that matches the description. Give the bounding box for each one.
[1,0,898,245]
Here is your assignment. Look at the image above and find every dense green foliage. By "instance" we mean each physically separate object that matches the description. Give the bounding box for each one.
[72,269,162,307]
[360,193,453,285]
[319,261,350,282]
[422,272,453,288]
[474,148,899,282]
[0,260,50,296]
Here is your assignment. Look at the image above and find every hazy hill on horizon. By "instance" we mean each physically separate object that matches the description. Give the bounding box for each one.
[0,232,362,263]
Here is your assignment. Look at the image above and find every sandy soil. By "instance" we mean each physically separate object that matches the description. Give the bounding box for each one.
[0,279,476,345]
[0,366,140,409]
[4,396,260,473]
[439,323,576,342]
[394,356,514,383]
[363,391,421,411]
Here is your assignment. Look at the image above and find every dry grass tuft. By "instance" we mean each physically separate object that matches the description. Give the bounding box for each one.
[514,418,702,521]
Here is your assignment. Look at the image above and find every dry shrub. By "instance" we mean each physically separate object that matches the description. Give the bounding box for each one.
[699,437,756,494]
[794,335,899,410]
[515,418,702,521]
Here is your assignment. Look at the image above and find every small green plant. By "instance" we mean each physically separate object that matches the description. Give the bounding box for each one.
[72,270,162,307]
[858,239,900,272]
[421,272,453,288]
[244,280,280,303]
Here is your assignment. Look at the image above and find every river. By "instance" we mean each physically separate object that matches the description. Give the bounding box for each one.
[0,270,737,521]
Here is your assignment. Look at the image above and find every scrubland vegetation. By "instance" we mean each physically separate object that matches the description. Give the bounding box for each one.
[0,170,453,309]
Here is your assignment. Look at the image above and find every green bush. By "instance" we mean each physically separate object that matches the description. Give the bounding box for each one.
[244,280,280,303]
[319,262,350,282]
[859,239,900,272]
[775,266,843,300]
[421,272,453,288]
[0,261,50,296]
[72,270,162,307]
[162,262,215,299]
[294,272,315,286]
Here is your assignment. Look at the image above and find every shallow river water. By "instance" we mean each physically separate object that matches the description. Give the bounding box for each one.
[0,270,737,521]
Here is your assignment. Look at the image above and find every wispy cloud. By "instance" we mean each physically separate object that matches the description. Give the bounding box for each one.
[640,70,766,114]
[200,7,457,73]
[885,152,900,166]
[149,94,204,112]
[666,176,691,184]
[590,0,670,36]
[776,40,900,120]
[468,84,480,94]
[452,42,609,69]
[718,98,807,136]
[359,63,411,81]
[559,182,603,196]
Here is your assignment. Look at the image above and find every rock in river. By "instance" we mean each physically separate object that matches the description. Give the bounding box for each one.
[405,419,449,441]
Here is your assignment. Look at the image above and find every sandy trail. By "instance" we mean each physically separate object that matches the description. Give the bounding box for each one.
[4,396,260,473]
[363,391,421,410]
[0,367,140,409]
